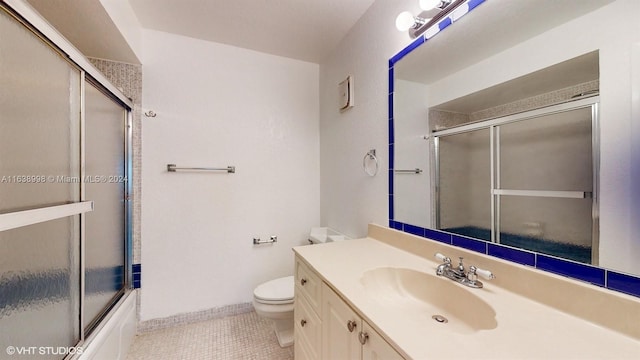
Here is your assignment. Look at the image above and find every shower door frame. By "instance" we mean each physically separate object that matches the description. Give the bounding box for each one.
[433,96,600,264]
[1,0,134,348]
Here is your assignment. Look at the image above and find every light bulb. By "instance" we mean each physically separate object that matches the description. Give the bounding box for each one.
[419,0,441,11]
[395,11,416,31]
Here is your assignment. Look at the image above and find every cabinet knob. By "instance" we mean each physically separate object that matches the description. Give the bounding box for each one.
[300,319,307,327]
[300,278,307,286]
[347,320,357,332]
[358,331,369,345]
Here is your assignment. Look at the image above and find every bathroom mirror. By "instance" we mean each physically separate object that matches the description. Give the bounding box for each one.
[390,0,640,276]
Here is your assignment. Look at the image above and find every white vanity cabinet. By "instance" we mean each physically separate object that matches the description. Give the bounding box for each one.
[321,282,404,360]
[294,256,404,360]
[294,259,322,360]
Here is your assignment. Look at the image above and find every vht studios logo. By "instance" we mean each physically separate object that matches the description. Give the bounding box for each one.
[5,346,84,356]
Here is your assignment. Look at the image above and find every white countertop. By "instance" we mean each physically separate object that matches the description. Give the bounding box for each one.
[294,237,640,360]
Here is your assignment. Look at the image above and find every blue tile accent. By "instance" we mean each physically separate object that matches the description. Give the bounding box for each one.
[536,255,605,287]
[425,228,452,244]
[388,93,394,120]
[388,67,394,94]
[389,220,403,231]
[467,0,486,11]
[388,194,394,220]
[389,143,394,169]
[388,169,394,195]
[132,263,142,289]
[488,243,535,267]
[388,119,395,144]
[389,36,425,66]
[438,17,452,31]
[452,234,487,253]
[404,224,426,237]
[607,271,640,298]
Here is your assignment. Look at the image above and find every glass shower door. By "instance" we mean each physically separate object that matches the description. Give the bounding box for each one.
[0,7,82,357]
[83,82,127,334]
[437,128,492,240]
[496,106,595,263]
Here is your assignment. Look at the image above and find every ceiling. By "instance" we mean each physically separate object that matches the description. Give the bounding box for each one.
[129,0,376,63]
[27,0,141,63]
[26,0,377,64]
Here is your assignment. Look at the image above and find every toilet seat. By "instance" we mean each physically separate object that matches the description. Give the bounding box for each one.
[253,276,294,304]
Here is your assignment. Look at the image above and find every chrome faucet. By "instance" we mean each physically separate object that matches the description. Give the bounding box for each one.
[434,253,495,288]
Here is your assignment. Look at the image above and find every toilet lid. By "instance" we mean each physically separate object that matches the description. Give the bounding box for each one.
[254,276,294,302]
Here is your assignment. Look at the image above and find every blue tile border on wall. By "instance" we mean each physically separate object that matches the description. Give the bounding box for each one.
[425,227,452,244]
[389,36,425,67]
[536,255,606,287]
[606,271,640,298]
[452,234,487,254]
[488,243,536,267]
[132,263,142,289]
[404,224,426,237]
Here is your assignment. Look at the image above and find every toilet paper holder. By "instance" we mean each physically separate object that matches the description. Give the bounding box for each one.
[253,236,277,245]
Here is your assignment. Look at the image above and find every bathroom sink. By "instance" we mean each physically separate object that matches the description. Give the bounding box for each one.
[360,267,497,334]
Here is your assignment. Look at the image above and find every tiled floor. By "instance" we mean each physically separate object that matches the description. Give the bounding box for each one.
[126,311,294,360]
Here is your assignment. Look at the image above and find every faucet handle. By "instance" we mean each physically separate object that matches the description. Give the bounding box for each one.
[434,253,450,263]
[470,266,495,280]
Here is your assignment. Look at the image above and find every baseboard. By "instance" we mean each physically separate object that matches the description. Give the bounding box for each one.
[138,302,254,333]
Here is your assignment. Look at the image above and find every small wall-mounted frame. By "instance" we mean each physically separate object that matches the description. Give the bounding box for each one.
[339,75,354,111]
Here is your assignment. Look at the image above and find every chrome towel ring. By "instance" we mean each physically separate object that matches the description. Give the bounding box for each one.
[363,149,378,177]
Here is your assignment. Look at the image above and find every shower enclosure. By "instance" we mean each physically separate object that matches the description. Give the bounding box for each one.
[435,98,598,264]
[0,2,132,358]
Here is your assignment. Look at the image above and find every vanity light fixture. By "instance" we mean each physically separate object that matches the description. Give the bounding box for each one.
[396,0,475,39]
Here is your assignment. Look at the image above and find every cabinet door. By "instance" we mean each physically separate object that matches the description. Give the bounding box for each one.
[361,321,405,360]
[294,293,321,360]
[296,259,322,312]
[322,283,361,360]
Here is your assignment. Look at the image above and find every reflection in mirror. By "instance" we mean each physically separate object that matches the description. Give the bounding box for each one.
[437,128,491,241]
[389,0,640,277]
[435,100,597,265]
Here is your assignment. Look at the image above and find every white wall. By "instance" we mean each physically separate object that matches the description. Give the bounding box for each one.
[319,0,421,238]
[140,29,320,320]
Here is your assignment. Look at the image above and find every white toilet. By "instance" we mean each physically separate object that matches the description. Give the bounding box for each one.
[253,228,347,348]
[253,275,295,347]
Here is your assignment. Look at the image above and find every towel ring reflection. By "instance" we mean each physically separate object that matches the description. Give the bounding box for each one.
[363,149,378,177]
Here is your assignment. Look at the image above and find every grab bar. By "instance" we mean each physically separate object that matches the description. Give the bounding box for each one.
[395,168,423,174]
[167,164,235,173]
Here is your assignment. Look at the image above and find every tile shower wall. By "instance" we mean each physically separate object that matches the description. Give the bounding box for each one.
[140,29,320,321]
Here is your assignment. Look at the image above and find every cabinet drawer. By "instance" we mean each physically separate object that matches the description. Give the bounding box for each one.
[295,258,321,313]
[294,294,321,360]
